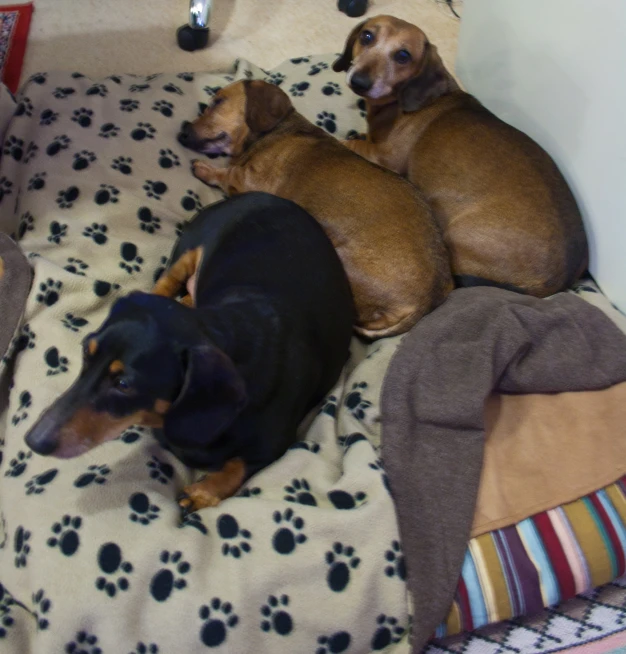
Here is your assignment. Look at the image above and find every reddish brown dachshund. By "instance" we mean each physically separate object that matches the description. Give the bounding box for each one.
[334,15,588,296]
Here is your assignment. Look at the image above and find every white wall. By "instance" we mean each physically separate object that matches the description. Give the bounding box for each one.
[456,0,626,313]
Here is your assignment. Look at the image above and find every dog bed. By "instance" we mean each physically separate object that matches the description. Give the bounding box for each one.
[0,54,625,654]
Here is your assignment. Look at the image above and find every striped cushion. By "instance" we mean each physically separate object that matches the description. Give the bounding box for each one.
[438,476,626,637]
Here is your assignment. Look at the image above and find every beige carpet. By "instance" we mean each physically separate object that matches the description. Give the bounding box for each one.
[19,0,460,82]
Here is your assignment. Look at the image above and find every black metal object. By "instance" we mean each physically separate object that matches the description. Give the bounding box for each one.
[337,0,369,18]
[177,0,212,52]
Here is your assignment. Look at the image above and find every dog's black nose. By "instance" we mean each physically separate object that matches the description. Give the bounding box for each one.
[25,417,59,455]
[350,72,373,93]
[178,121,192,145]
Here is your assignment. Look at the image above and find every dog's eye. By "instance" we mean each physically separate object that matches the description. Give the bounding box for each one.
[113,377,131,393]
[212,97,224,107]
[359,30,374,46]
[394,50,412,64]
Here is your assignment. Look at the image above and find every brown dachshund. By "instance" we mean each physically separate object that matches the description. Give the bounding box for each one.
[334,15,589,297]
[177,79,453,339]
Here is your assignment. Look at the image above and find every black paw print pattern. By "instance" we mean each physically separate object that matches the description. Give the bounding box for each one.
[36,278,62,306]
[95,542,133,597]
[152,255,168,284]
[290,56,311,64]
[321,394,338,417]
[71,107,94,127]
[177,72,195,82]
[119,98,140,112]
[143,179,168,200]
[25,141,38,163]
[62,312,89,332]
[74,464,110,488]
[31,589,52,630]
[86,83,108,97]
[120,242,144,273]
[328,489,367,510]
[316,111,337,134]
[289,81,310,97]
[181,511,208,535]
[149,550,191,602]
[11,390,32,425]
[15,97,33,117]
[25,469,58,495]
[94,184,119,205]
[28,172,46,191]
[0,176,12,203]
[129,83,150,93]
[44,346,69,376]
[158,148,180,169]
[120,425,145,444]
[163,82,183,95]
[29,72,47,84]
[83,222,108,245]
[337,432,367,450]
[283,478,317,506]
[131,122,156,141]
[369,459,391,494]
[357,98,367,118]
[316,631,352,654]
[203,85,222,97]
[238,486,262,498]
[72,149,96,171]
[4,450,32,478]
[15,324,36,353]
[47,515,82,556]
[152,100,174,117]
[137,207,161,234]
[65,630,102,654]
[0,583,16,638]
[111,155,133,174]
[13,525,31,567]
[265,72,286,86]
[308,61,329,76]
[384,540,406,580]
[260,594,293,635]
[289,441,321,454]
[47,220,68,244]
[371,614,406,650]
[46,134,71,156]
[272,508,307,555]
[198,598,239,648]
[129,643,159,654]
[93,279,121,298]
[345,381,372,420]
[99,122,120,138]
[39,108,58,125]
[346,129,366,141]
[56,186,80,208]
[325,542,361,592]
[3,135,24,161]
[147,455,174,484]
[17,212,34,239]
[322,81,342,96]
[217,514,252,558]
[53,86,76,99]
[181,189,202,212]
[129,492,160,525]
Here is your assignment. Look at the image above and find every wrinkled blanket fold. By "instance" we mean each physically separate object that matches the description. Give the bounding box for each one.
[381,287,626,653]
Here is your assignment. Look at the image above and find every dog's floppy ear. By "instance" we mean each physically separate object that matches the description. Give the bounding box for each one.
[333,20,367,72]
[244,80,293,134]
[162,345,247,449]
[399,42,459,113]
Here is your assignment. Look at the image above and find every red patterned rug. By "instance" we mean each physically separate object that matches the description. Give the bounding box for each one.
[0,2,32,93]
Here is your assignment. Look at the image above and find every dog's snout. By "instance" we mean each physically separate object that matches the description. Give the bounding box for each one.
[178,121,193,144]
[25,415,59,455]
[349,72,373,93]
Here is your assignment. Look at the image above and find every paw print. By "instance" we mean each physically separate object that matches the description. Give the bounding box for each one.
[62,313,88,332]
[15,324,36,352]
[289,81,310,97]
[107,74,122,84]
[129,643,159,654]
[143,179,168,200]
[283,478,317,506]
[44,346,69,376]
[36,278,63,306]
[120,425,146,444]
[152,255,169,284]
[56,186,80,208]
[31,589,51,630]
[325,542,361,592]
[65,257,89,276]
[25,469,58,495]
[327,489,367,510]
[119,98,139,112]
[217,514,252,558]
[137,207,161,234]
[337,432,367,449]
[308,61,329,76]
[181,189,202,212]
[47,220,68,244]
[368,459,391,494]
[99,122,120,138]
[145,73,162,82]
[28,172,46,191]
[152,99,174,117]
[129,83,150,92]
[384,540,406,580]
[289,441,321,454]
[316,111,337,134]
[15,97,33,117]
[95,542,133,597]
[120,242,144,274]
[346,129,366,141]
[321,394,338,417]
[265,72,286,86]
[129,492,161,525]
[163,82,183,95]
[86,83,108,97]
[198,598,239,647]
[46,134,71,156]
[71,107,94,127]
[317,631,352,654]
[181,511,208,535]
[3,135,24,161]
[11,390,32,425]
[111,155,133,174]
[321,81,342,96]
[203,85,222,97]
[39,108,58,125]
[238,486,262,498]
[158,148,180,169]
[260,594,293,635]
[47,515,82,556]
[13,525,31,567]
[65,631,101,654]
[272,508,307,554]
[52,86,75,99]
[72,149,96,171]
[357,98,367,117]
[177,72,195,82]
[24,141,38,163]
[4,451,32,478]
[29,72,47,84]
[345,381,372,419]
[290,56,311,64]
[74,464,110,488]
[17,212,34,239]
[371,614,406,650]
[93,279,121,297]
[147,455,174,484]
[83,222,108,245]
[131,122,156,141]
[71,72,85,78]
[0,176,12,204]
[94,184,119,205]
[149,550,191,602]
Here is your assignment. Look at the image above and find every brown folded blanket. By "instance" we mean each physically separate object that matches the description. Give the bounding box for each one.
[381,287,626,653]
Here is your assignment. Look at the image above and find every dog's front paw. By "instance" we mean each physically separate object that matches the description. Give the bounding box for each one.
[191,160,223,189]
[178,480,222,516]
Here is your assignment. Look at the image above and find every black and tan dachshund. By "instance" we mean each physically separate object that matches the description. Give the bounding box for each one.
[25,192,354,512]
